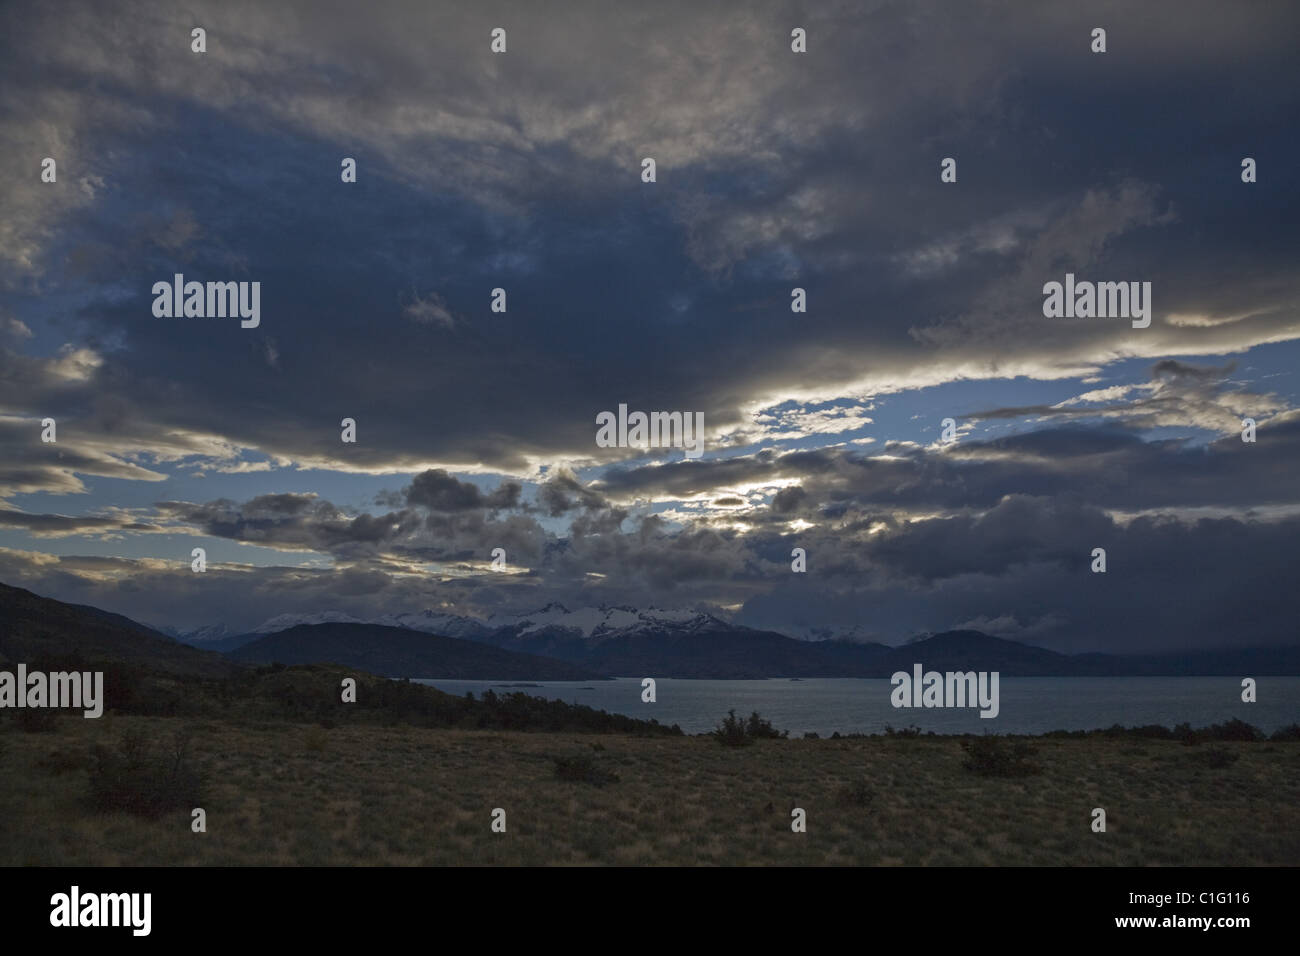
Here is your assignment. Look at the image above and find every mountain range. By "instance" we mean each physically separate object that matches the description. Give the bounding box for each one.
[7,583,1300,680]
[160,603,720,647]
[229,622,604,680]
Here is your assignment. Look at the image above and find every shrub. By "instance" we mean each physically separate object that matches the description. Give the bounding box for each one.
[1205,719,1262,742]
[884,723,924,737]
[553,753,619,787]
[1178,719,1263,745]
[88,725,203,818]
[960,734,1041,777]
[714,709,752,747]
[713,709,787,747]
[1174,722,1200,745]
[1270,723,1300,742]
[745,711,786,740]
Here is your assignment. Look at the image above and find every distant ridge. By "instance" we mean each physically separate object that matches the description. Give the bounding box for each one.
[465,619,1300,679]
[228,621,608,680]
[5,583,1298,680]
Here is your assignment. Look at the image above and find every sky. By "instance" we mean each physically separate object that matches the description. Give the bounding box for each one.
[1,0,1298,653]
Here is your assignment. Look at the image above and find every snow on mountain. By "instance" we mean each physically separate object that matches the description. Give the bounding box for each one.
[161,623,234,644]
[486,603,731,640]
[786,623,883,644]
[486,603,633,637]
[372,609,490,639]
[182,604,734,642]
[242,608,487,639]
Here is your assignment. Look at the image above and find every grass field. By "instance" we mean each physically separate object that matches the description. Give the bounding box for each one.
[3,714,1296,865]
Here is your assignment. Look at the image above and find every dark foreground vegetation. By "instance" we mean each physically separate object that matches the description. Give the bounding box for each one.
[4,652,683,735]
[4,710,1296,865]
[2,651,1296,865]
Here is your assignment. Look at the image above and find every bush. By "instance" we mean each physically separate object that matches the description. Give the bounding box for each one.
[1174,722,1199,745]
[1177,719,1263,745]
[1270,723,1300,742]
[553,753,619,787]
[714,709,752,747]
[1204,719,1263,742]
[960,734,1041,777]
[87,725,203,818]
[712,709,787,747]
[745,711,786,739]
[884,724,926,737]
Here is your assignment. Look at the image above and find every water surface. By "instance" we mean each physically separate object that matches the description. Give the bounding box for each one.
[414,676,1300,736]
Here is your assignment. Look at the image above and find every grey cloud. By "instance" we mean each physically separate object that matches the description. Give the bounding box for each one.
[535,469,609,515]
[405,470,521,512]
[0,511,159,536]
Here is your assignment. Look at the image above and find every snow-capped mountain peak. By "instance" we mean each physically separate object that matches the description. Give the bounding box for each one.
[159,622,233,644]
[372,609,490,639]
[173,603,735,643]
[486,603,729,639]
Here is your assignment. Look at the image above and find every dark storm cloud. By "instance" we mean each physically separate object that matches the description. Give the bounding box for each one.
[0,0,1296,477]
[733,502,1300,654]
[149,480,551,564]
[155,495,415,554]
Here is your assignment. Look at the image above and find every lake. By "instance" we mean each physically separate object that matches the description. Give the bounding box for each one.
[413,676,1300,736]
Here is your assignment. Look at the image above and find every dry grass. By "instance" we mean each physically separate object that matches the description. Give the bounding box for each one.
[2,716,1296,865]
